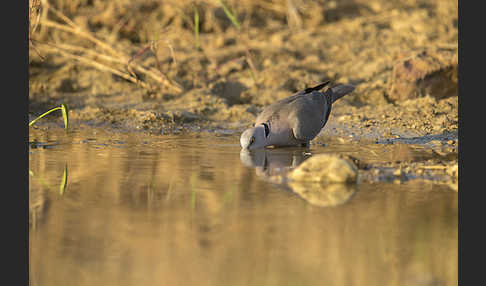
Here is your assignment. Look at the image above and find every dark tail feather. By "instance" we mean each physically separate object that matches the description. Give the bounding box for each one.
[325,84,355,103]
[303,81,331,94]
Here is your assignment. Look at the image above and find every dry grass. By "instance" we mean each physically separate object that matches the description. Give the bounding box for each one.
[31,1,182,93]
[29,0,458,111]
[28,0,331,94]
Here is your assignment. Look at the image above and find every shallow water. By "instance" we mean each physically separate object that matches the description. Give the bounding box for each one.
[29,127,457,286]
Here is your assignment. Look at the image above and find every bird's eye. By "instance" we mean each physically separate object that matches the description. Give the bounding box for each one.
[250,136,255,145]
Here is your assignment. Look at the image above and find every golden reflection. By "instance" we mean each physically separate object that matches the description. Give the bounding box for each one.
[29,128,458,286]
[239,148,311,183]
[240,148,357,206]
[288,181,356,207]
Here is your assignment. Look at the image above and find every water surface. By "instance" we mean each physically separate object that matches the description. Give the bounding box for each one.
[29,127,457,286]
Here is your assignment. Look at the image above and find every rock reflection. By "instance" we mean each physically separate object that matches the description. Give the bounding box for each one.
[240,148,356,207]
[288,181,356,207]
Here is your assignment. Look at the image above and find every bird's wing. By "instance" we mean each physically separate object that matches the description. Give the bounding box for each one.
[255,81,331,124]
[255,94,301,125]
[289,92,330,142]
[300,80,331,95]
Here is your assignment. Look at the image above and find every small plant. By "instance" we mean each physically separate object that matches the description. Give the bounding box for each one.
[29,103,69,131]
[218,0,240,30]
[29,104,70,195]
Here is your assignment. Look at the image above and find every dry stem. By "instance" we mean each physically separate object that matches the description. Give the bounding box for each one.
[33,3,183,93]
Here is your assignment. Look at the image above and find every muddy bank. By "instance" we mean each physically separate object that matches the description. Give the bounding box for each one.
[29,0,458,186]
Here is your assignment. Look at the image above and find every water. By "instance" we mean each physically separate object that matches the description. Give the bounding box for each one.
[29,127,458,286]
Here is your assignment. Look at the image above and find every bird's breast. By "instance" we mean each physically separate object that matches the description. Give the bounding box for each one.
[267,122,301,147]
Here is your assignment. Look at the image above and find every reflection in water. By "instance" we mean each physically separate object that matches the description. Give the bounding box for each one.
[240,148,356,206]
[288,181,356,207]
[29,163,68,228]
[29,128,458,286]
[239,148,311,181]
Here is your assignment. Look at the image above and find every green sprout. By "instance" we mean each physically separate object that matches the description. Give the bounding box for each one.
[219,0,240,29]
[29,103,69,131]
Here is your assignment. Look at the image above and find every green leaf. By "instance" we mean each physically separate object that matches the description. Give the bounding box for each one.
[218,0,240,29]
[29,106,61,127]
[60,103,69,132]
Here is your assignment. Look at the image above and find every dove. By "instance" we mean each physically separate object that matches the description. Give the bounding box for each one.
[240,81,355,150]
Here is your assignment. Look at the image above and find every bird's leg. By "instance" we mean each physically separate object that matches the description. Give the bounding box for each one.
[300,142,309,147]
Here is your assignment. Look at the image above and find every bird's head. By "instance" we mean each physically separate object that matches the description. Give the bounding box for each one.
[240,124,270,150]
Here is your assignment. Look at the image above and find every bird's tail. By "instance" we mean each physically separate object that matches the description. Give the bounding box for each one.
[325,84,355,103]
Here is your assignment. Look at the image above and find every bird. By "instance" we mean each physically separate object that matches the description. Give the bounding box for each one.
[240,81,355,150]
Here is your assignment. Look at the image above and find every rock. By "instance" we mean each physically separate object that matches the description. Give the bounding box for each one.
[388,49,458,102]
[288,154,358,184]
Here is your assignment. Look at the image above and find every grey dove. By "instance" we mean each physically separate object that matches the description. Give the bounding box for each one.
[240,81,355,150]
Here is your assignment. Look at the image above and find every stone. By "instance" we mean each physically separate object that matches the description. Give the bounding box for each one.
[388,49,458,102]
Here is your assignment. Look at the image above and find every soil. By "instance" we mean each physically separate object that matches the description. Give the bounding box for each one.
[29,0,458,189]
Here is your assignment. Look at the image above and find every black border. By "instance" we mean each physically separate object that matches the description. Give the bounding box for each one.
[7,0,29,285]
[458,0,477,285]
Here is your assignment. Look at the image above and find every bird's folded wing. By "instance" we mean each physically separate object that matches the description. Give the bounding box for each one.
[290,96,329,141]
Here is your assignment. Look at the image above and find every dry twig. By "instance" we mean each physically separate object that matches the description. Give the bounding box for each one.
[34,3,183,93]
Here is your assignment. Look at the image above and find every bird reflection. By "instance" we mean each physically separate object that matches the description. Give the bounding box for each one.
[240,148,356,207]
[240,148,311,183]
